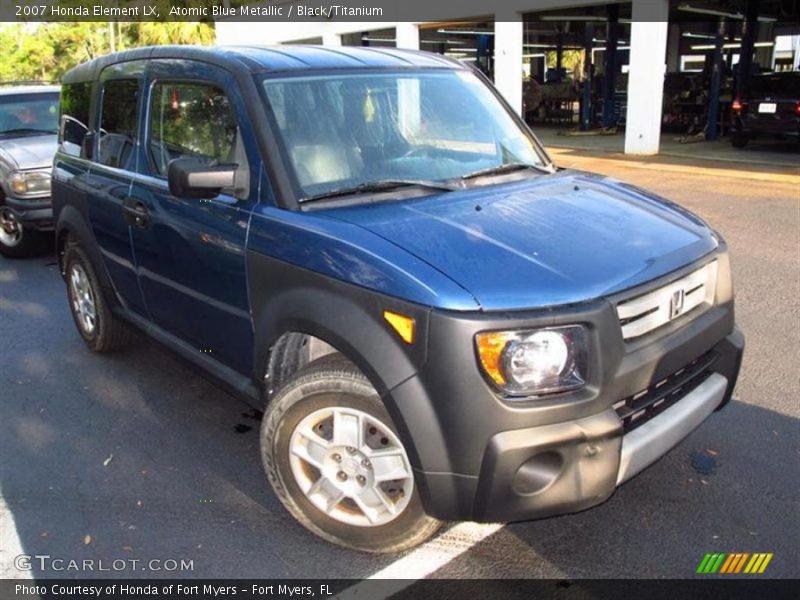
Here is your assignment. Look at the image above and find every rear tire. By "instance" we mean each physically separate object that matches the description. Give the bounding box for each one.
[261,355,442,553]
[731,133,749,148]
[64,243,133,352]
[0,208,48,258]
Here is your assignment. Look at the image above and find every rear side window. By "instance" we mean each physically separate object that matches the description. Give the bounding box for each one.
[60,82,91,157]
[750,74,800,98]
[98,79,139,169]
[148,82,237,177]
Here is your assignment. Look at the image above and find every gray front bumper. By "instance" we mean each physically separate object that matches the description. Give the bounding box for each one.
[617,372,727,484]
[3,196,53,230]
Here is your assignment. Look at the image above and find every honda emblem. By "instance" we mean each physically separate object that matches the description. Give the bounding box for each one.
[670,288,686,319]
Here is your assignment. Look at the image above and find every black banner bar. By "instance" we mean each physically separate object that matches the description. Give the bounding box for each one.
[1,579,798,600]
[5,0,796,23]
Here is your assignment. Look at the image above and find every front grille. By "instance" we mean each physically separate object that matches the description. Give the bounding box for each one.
[614,351,718,434]
[616,260,718,341]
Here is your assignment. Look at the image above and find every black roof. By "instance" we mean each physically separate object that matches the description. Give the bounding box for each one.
[61,45,465,84]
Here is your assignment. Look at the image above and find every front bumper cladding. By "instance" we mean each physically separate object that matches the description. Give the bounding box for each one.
[3,196,54,230]
[474,372,729,522]
[414,327,743,523]
[474,407,622,522]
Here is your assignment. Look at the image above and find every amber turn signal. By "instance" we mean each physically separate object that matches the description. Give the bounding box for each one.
[475,331,509,385]
[383,310,415,344]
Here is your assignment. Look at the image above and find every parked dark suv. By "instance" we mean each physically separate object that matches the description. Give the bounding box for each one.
[53,46,743,553]
[731,71,800,147]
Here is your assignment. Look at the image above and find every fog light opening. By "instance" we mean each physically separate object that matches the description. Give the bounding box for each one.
[512,451,564,496]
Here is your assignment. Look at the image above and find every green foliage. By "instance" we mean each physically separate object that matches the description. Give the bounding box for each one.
[545,49,584,72]
[0,20,215,83]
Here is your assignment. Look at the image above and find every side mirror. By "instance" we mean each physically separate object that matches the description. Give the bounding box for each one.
[167,158,238,199]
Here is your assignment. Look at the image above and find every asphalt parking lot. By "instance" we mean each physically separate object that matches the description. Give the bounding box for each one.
[1,150,798,581]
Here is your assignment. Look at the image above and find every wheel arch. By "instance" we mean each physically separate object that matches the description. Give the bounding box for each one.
[254,293,424,401]
[248,253,433,469]
[55,205,116,301]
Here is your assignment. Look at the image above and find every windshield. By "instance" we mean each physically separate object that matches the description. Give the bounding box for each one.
[260,70,548,200]
[0,92,60,137]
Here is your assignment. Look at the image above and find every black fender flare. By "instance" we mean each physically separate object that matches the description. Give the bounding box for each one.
[248,251,433,468]
[55,204,118,304]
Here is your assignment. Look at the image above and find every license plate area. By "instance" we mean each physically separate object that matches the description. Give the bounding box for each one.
[758,102,777,114]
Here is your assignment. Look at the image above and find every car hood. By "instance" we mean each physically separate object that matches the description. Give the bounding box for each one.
[0,134,58,170]
[322,170,718,311]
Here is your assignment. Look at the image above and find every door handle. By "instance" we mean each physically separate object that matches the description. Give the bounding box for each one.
[122,198,150,228]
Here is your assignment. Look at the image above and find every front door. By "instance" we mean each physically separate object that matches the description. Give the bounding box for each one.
[127,60,258,374]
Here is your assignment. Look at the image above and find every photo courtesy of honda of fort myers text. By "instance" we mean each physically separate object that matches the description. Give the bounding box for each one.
[0,0,798,598]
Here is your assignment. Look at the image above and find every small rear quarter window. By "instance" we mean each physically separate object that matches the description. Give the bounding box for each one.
[60,82,92,157]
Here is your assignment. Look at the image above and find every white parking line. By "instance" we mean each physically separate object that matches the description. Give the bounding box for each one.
[0,490,30,579]
[333,522,503,599]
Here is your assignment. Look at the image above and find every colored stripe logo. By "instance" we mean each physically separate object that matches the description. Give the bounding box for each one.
[696,552,773,574]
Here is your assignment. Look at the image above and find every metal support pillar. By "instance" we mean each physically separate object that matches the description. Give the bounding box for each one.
[602,4,620,128]
[556,33,563,81]
[581,22,593,130]
[737,0,760,98]
[706,18,726,141]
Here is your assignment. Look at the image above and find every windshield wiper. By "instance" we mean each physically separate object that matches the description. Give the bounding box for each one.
[461,162,551,181]
[0,128,57,137]
[300,179,458,204]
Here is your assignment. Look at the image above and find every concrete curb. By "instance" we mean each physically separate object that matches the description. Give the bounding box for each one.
[547,147,800,185]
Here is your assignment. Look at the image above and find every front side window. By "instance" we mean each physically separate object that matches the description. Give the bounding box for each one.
[261,70,546,200]
[148,82,237,176]
[0,92,59,139]
[60,82,91,157]
[98,79,139,169]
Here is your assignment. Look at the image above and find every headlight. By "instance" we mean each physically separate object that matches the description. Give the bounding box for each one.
[475,325,588,396]
[6,170,51,197]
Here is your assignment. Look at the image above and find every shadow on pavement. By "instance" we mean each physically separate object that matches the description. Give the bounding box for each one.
[0,256,396,579]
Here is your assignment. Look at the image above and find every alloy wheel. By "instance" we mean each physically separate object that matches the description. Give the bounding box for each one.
[289,406,414,527]
[69,264,97,335]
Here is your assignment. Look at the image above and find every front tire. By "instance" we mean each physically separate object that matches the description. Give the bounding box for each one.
[0,208,48,258]
[64,244,132,352]
[261,355,441,553]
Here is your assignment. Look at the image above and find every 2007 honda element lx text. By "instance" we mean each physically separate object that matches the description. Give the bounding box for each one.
[53,46,744,552]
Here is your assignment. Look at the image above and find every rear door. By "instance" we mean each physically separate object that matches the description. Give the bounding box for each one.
[83,63,148,314]
[126,59,259,374]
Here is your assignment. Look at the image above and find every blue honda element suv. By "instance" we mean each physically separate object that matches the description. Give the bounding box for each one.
[53,46,744,552]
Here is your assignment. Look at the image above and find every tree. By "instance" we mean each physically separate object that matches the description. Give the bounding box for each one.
[0,19,215,83]
[134,22,215,46]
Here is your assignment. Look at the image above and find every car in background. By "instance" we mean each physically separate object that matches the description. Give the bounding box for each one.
[730,71,800,148]
[0,84,60,257]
